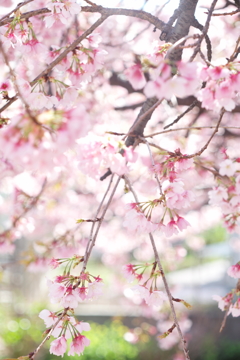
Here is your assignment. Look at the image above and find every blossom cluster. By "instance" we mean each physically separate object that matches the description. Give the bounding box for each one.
[38,256,104,356]
[208,155,240,232]
[77,134,137,178]
[123,152,193,237]
[213,262,240,317]
[124,43,240,112]
[47,256,104,307]
[39,310,90,356]
[122,262,168,309]
[44,0,82,28]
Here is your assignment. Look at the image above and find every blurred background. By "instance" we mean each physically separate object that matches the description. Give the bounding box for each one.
[1,224,240,360]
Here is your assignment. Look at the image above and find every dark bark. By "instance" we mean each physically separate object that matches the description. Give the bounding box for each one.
[125,0,199,147]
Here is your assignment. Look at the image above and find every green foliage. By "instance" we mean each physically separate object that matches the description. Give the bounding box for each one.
[46,320,139,360]
[0,309,149,360]
[200,338,240,360]
[202,225,227,245]
[0,312,43,359]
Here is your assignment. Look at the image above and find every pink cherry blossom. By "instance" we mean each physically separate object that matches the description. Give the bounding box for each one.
[174,158,193,172]
[145,290,168,308]
[123,208,157,235]
[48,281,66,303]
[86,280,104,300]
[68,335,90,356]
[49,258,60,269]
[212,293,233,311]
[74,321,91,333]
[131,284,149,302]
[50,336,67,357]
[122,264,136,282]
[124,64,147,90]
[2,0,13,7]
[28,92,58,110]
[144,77,165,98]
[75,287,88,301]
[39,309,58,327]
[208,186,228,205]
[61,288,79,308]
[227,263,240,279]
[219,159,239,177]
[163,220,179,237]
[231,299,240,317]
[62,0,82,17]
[176,216,190,231]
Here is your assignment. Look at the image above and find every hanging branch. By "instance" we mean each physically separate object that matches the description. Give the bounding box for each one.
[124,175,191,360]
[84,174,114,259]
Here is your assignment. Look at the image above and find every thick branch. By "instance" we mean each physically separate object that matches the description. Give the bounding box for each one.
[0,6,165,30]
[125,0,199,149]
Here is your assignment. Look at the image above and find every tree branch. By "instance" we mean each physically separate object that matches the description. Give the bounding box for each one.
[0,6,165,29]
[0,15,108,113]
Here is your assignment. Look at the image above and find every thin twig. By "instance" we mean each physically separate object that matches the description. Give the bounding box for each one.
[85,176,122,263]
[164,100,199,130]
[124,176,190,360]
[140,137,163,195]
[210,9,240,16]
[29,309,68,360]
[107,125,240,139]
[145,124,238,137]
[148,141,175,156]
[166,34,201,57]
[219,301,232,333]
[190,0,218,62]
[185,108,225,159]
[149,233,190,360]
[227,35,240,63]
[79,175,121,279]
[0,0,34,22]
[83,0,98,6]
[85,174,114,257]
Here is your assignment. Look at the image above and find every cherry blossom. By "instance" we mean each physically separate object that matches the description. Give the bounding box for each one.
[219,159,239,177]
[68,335,90,356]
[48,281,66,303]
[231,299,240,317]
[50,336,67,357]
[123,208,158,235]
[39,309,58,327]
[61,288,79,308]
[145,290,168,308]
[1,1,240,358]
[122,264,136,283]
[86,280,104,300]
[227,263,240,279]
[212,293,233,311]
[124,64,147,90]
